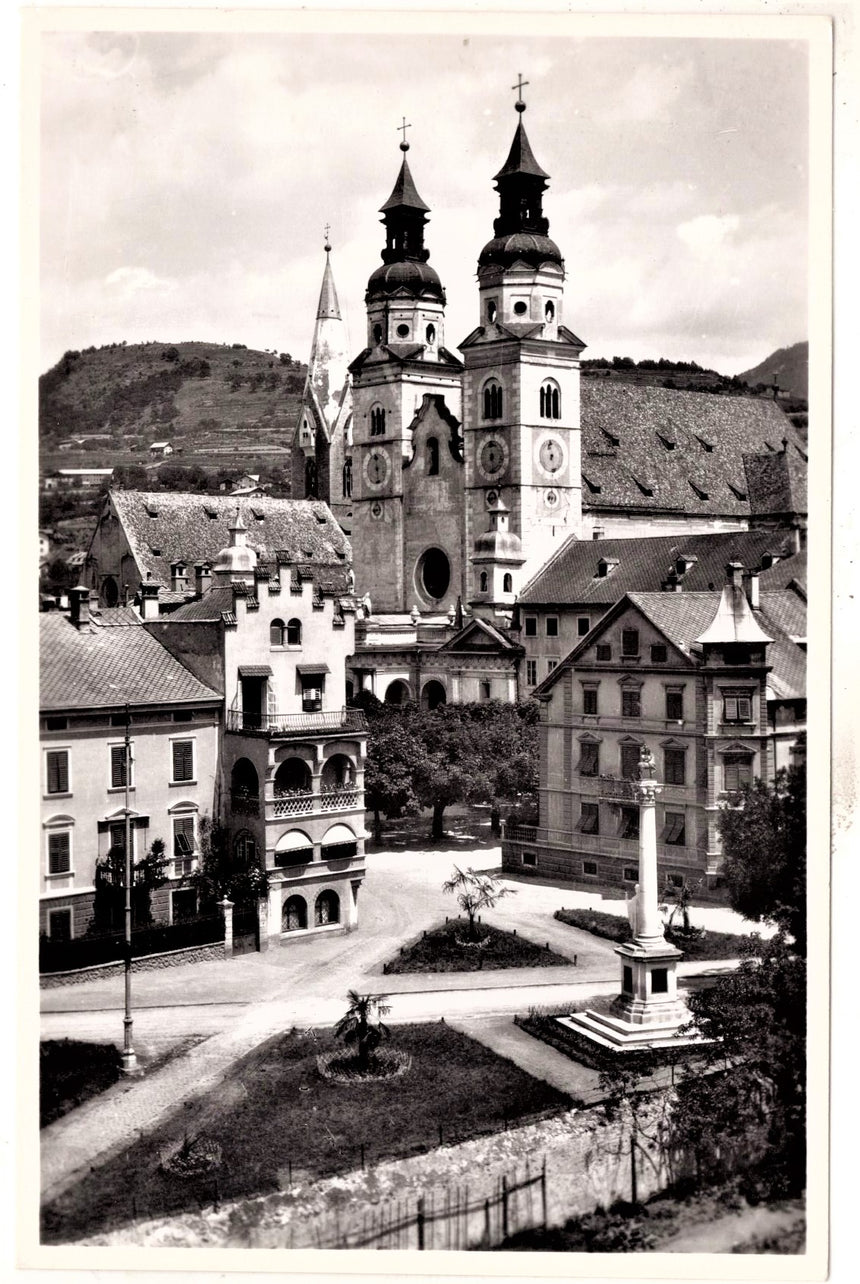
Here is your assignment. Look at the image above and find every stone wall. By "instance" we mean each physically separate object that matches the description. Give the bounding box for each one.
[39,940,226,988]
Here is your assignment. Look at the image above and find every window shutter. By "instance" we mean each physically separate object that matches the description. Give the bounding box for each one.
[47,751,69,794]
[172,740,194,782]
[111,745,127,789]
[48,832,70,874]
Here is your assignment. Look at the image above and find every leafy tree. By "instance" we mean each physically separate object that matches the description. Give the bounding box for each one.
[717,767,806,954]
[673,931,806,1195]
[442,865,516,941]
[358,699,424,842]
[88,837,169,934]
[187,817,269,910]
[334,990,391,1071]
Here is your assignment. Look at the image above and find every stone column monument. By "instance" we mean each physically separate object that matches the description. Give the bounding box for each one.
[558,746,693,1053]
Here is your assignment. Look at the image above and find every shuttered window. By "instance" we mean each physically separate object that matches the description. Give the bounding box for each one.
[110,745,129,789]
[664,749,686,785]
[578,742,599,776]
[661,812,686,845]
[621,744,641,780]
[46,750,69,795]
[172,740,194,782]
[48,832,71,875]
[173,816,196,875]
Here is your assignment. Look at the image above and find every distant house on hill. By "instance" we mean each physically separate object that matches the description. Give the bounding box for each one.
[42,468,115,492]
[149,441,173,458]
[83,489,353,610]
[228,474,268,498]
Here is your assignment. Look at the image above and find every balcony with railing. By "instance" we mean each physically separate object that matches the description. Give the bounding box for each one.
[226,707,367,739]
[267,786,363,821]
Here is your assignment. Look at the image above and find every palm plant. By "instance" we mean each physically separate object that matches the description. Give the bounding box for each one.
[442,865,515,941]
[662,879,702,936]
[334,990,391,1071]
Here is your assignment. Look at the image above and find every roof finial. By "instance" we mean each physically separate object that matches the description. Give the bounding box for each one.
[512,72,529,113]
[324,222,331,252]
[397,115,412,151]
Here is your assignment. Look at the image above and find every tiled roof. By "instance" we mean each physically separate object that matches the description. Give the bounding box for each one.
[106,491,352,594]
[759,550,806,594]
[626,592,725,655]
[519,530,801,606]
[580,381,806,516]
[160,587,236,622]
[40,608,222,711]
[759,589,807,641]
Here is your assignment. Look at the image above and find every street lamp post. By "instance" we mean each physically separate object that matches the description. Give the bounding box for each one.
[121,703,138,1074]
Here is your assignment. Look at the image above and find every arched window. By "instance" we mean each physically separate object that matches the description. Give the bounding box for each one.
[370,405,386,436]
[540,381,561,419]
[426,323,436,344]
[427,437,440,476]
[342,457,352,498]
[286,618,301,646]
[304,457,318,498]
[483,380,503,421]
[487,300,498,324]
[282,895,307,932]
[479,571,489,593]
[274,758,312,796]
[503,573,513,593]
[545,300,555,322]
[102,576,119,607]
[385,680,411,706]
[421,680,447,711]
[321,754,355,790]
[372,323,383,344]
[315,890,340,926]
[230,759,259,812]
[270,618,285,647]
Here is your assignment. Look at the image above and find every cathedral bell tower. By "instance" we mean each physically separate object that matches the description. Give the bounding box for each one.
[459,84,585,598]
[350,126,464,613]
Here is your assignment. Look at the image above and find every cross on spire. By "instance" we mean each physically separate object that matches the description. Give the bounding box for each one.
[397,116,412,150]
[512,73,529,111]
[324,222,331,251]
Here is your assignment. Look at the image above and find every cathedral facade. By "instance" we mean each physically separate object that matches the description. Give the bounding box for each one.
[292,95,806,708]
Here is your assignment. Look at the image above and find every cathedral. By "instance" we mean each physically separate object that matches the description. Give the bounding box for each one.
[292,91,806,708]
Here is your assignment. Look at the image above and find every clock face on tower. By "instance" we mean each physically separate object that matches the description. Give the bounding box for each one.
[478,436,509,480]
[538,437,565,475]
[363,448,391,489]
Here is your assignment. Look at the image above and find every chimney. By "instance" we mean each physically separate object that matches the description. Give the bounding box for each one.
[170,560,188,594]
[68,584,90,629]
[194,561,212,597]
[744,569,761,609]
[726,560,744,590]
[139,580,160,620]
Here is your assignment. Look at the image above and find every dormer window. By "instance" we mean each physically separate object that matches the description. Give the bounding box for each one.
[582,473,602,495]
[690,480,709,500]
[657,432,675,450]
[601,427,620,448]
[727,482,747,500]
[695,435,714,453]
[632,475,654,497]
[482,380,503,420]
[540,380,561,420]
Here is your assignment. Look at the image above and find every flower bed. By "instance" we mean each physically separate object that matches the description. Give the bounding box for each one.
[384,918,571,974]
[554,907,746,961]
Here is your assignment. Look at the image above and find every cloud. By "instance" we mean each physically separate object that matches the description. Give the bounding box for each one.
[602,58,695,124]
[104,267,177,297]
[676,213,741,255]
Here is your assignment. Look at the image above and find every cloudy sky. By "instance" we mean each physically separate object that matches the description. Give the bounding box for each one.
[39,24,810,376]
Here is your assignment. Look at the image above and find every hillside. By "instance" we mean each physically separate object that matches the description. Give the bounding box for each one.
[39,340,307,472]
[737,341,808,402]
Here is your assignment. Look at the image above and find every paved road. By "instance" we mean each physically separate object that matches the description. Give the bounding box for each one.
[40,845,745,1205]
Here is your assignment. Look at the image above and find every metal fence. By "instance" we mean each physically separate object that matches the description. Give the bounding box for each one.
[314,1159,547,1250]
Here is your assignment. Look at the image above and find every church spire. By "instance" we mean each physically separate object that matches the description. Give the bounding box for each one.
[316,229,342,321]
[305,234,351,431]
[366,126,444,304]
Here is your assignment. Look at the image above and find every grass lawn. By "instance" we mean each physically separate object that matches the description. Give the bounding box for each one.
[41,1022,572,1245]
[385,919,571,974]
[40,1040,122,1128]
[554,907,746,961]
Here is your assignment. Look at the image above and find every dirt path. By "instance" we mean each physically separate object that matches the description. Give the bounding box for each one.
[658,1201,805,1253]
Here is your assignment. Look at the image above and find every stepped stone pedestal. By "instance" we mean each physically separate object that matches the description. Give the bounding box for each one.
[559,748,699,1055]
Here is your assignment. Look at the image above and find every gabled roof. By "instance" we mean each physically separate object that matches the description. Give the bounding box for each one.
[157,586,236,623]
[518,530,802,606]
[533,589,805,703]
[579,381,806,517]
[101,491,352,595]
[40,608,221,712]
[458,322,585,351]
[348,344,463,375]
[437,616,522,654]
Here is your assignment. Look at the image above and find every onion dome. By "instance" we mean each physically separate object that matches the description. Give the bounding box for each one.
[366,141,446,304]
[478,101,563,273]
[473,495,525,562]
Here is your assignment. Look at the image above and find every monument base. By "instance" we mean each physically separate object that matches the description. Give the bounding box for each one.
[557,1004,700,1053]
